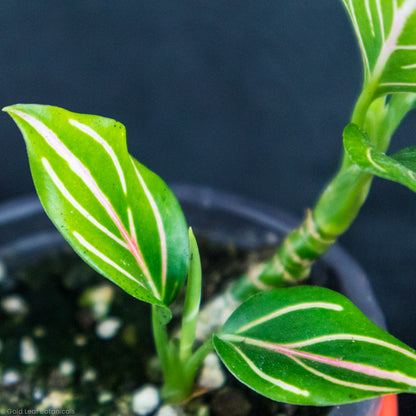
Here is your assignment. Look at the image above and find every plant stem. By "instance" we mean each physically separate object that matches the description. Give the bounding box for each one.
[152,305,191,403]
[185,338,214,377]
[152,305,172,378]
[259,160,373,285]
[351,80,378,126]
[152,230,207,404]
[193,91,416,342]
[257,87,416,287]
[257,83,377,287]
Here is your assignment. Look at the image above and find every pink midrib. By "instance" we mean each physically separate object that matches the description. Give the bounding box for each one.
[274,344,414,386]
[85,176,151,280]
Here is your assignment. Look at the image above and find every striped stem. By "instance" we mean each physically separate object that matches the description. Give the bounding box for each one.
[257,92,416,287]
[259,209,338,286]
[259,159,373,286]
[193,93,416,340]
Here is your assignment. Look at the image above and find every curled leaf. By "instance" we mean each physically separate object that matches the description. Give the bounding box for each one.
[344,122,416,192]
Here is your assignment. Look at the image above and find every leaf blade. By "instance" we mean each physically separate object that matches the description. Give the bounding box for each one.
[343,122,416,192]
[214,286,416,405]
[342,0,416,95]
[4,104,189,307]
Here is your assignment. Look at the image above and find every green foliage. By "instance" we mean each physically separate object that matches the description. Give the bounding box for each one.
[342,0,416,95]
[179,228,202,361]
[3,104,189,309]
[344,122,416,192]
[214,286,416,406]
[4,0,416,409]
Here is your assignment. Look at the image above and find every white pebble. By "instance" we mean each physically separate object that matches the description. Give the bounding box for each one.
[156,405,183,416]
[132,385,160,415]
[198,353,226,389]
[20,336,39,364]
[93,302,108,319]
[195,406,209,416]
[196,295,239,340]
[74,334,87,347]
[33,326,46,338]
[96,317,121,340]
[204,353,219,368]
[39,391,72,409]
[82,368,97,382]
[80,284,114,319]
[33,387,44,401]
[1,295,28,315]
[2,369,21,386]
[59,359,76,376]
[98,390,113,404]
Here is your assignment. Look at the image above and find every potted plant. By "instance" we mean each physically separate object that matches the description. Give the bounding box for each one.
[0,185,393,415]
[1,0,416,415]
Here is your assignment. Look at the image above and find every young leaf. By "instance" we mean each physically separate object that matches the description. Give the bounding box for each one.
[391,145,416,170]
[3,104,189,308]
[214,286,416,406]
[342,0,416,95]
[343,122,416,192]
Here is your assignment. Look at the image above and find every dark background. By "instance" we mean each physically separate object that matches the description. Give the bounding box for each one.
[1,1,416,413]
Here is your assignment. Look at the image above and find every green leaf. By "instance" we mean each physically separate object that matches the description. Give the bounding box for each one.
[179,228,202,361]
[214,286,416,406]
[342,0,416,95]
[3,104,189,308]
[343,122,416,192]
[391,145,416,170]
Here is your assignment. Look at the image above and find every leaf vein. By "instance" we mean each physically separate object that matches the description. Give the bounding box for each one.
[131,158,167,298]
[10,109,159,300]
[69,119,128,195]
[73,231,146,289]
[229,343,309,397]
[236,302,342,334]
[41,157,127,249]
[289,355,398,393]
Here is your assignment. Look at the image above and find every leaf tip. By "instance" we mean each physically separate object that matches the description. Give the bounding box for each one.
[188,226,196,242]
[2,105,15,114]
[2,104,45,117]
[2,104,30,120]
[2,106,28,126]
[343,122,360,136]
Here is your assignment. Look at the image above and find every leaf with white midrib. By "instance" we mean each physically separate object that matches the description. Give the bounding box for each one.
[342,0,416,95]
[214,286,416,406]
[4,104,189,308]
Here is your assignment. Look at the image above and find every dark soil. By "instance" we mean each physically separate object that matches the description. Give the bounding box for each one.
[0,237,334,416]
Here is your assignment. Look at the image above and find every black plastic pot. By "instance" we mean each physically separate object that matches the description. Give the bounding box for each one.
[0,186,387,415]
